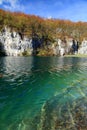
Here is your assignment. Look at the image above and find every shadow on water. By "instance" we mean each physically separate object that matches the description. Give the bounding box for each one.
[0,56,87,129]
[0,43,6,56]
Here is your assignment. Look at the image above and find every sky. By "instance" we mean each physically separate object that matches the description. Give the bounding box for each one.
[0,0,87,22]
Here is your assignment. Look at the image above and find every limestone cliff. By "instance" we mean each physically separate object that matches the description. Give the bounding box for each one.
[0,27,33,56]
[78,40,87,54]
[0,27,86,56]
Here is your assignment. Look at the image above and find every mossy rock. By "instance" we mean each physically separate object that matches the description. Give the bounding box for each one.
[37,84,87,130]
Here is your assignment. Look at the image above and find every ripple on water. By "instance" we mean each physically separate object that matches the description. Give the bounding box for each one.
[0,57,87,130]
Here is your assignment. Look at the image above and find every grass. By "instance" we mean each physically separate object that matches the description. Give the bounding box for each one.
[65,54,87,57]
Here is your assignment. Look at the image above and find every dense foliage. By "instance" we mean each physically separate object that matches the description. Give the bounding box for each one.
[0,9,87,43]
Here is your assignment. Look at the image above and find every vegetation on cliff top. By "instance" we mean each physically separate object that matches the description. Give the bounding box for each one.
[0,9,87,43]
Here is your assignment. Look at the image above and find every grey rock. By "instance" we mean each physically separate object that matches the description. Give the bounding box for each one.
[0,27,33,56]
[78,40,87,54]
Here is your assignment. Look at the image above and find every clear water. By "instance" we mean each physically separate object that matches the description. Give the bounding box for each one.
[0,56,87,130]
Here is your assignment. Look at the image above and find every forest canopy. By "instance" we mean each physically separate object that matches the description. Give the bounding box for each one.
[0,9,87,42]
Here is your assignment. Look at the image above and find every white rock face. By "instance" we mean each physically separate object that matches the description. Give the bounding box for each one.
[0,27,33,56]
[1,27,86,56]
[52,39,73,56]
[78,40,87,54]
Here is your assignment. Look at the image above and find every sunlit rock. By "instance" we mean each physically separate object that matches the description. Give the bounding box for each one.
[53,38,74,56]
[0,27,84,56]
[78,40,87,54]
[0,27,33,56]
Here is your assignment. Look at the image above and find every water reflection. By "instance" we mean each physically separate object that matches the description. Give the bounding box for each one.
[0,56,86,79]
[0,57,33,79]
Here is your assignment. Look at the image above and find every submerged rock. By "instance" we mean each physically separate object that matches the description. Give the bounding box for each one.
[36,84,87,130]
[38,96,87,130]
[0,73,3,78]
[8,84,87,130]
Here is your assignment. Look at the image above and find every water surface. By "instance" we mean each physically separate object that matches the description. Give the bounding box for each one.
[0,56,87,129]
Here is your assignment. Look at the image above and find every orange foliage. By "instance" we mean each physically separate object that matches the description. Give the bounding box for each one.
[0,9,87,42]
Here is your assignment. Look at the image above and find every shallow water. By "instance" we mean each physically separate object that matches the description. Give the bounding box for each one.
[0,56,87,130]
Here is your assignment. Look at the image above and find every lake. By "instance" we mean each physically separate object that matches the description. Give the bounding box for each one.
[0,56,87,130]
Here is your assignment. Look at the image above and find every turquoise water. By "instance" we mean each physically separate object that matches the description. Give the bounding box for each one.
[0,56,87,130]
